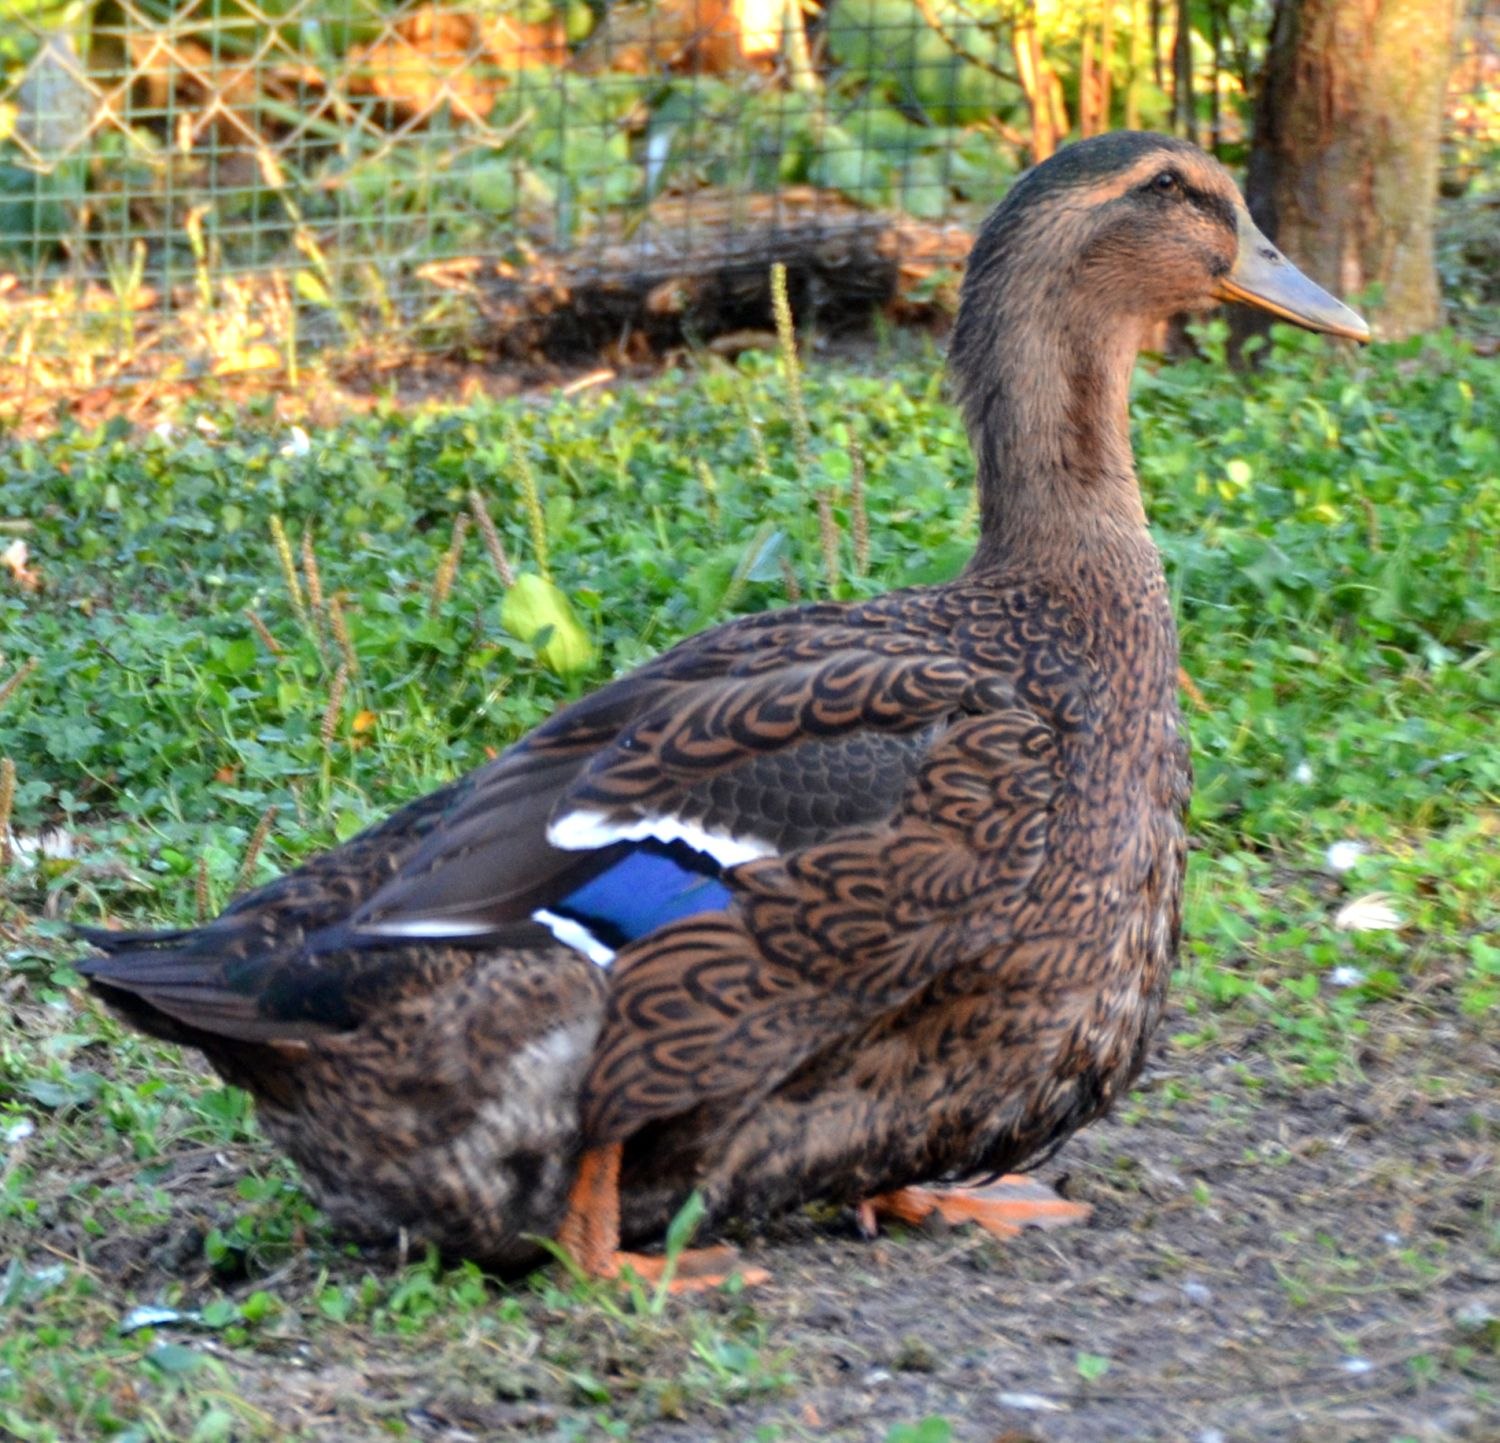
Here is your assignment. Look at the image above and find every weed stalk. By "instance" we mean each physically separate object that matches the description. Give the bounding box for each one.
[301,526,326,617]
[327,594,359,677]
[696,460,722,531]
[317,664,351,807]
[742,394,771,481]
[773,262,839,595]
[269,516,310,634]
[234,805,279,895]
[301,526,329,662]
[769,263,811,474]
[816,490,840,599]
[469,488,516,587]
[244,608,284,658]
[506,415,551,581]
[0,658,38,710]
[430,514,469,617]
[849,436,869,577]
[321,664,349,755]
[0,757,14,865]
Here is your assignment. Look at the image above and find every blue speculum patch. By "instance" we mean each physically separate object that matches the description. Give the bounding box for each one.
[545,837,734,951]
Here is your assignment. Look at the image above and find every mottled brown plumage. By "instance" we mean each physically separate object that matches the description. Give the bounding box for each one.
[80,787,606,1262]
[80,132,1366,1273]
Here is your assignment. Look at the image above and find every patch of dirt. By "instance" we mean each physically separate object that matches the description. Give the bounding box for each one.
[25,988,1489,1443]
[607,1000,1496,1443]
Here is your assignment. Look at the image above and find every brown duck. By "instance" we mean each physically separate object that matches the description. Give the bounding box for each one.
[81,132,1368,1286]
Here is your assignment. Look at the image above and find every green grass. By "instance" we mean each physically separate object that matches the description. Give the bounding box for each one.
[1,324,1497,1439]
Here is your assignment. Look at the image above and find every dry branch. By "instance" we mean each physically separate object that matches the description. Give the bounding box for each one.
[416,187,973,362]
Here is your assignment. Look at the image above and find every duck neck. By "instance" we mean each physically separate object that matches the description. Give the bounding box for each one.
[960,301,1150,572]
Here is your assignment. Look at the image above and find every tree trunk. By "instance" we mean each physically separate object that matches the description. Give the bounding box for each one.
[1151,0,1163,91]
[1172,0,1196,141]
[1208,0,1221,152]
[1099,0,1115,133]
[1127,0,1146,129]
[1014,17,1062,162]
[1081,19,1097,136]
[1237,0,1456,345]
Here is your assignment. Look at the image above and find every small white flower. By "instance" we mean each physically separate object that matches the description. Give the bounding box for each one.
[7,828,76,870]
[280,425,311,458]
[1334,892,1403,933]
[151,420,177,442]
[1325,840,1367,873]
[121,1304,192,1334]
[1340,1357,1374,1375]
[1292,760,1314,784]
[3,1117,35,1146]
[1328,964,1366,988]
[2,538,36,588]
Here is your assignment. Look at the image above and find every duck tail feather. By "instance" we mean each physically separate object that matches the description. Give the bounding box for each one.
[77,928,332,1046]
[73,922,197,951]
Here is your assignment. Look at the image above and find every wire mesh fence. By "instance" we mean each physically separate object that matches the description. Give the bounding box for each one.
[2,0,1036,390]
[1,1,1496,394]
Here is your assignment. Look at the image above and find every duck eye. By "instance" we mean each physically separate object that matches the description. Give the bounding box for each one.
[1151,170,1181,196]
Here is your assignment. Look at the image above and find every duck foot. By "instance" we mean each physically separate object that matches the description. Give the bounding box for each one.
[614,1245,770,1293]
[857,1175,1091,1241]
[556,1143,767,1292]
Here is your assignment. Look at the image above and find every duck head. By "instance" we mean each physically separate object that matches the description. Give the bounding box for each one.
[950,132,1369,552]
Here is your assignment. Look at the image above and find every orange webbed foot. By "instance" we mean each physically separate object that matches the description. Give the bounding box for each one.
[861,1175,1091,1241]
[556,1144,767,1292]
[614,1244,770,1293]
[556,1142,627,1279]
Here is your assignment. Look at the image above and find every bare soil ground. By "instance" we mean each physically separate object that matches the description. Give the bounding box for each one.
[28,986,1496,1443]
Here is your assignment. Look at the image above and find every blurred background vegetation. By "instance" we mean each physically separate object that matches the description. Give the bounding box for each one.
[0,0,1495,393]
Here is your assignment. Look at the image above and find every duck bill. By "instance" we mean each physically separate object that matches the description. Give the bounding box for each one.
[1216,209,1371,342]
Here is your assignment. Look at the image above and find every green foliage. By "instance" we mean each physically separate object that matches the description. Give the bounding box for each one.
[500,572,596,677]
[885,1418,954,1443]
[1136,325,1499,843]
[2,327,1495,862]
[827,0,1022,127]
[0,328,1496,1440]
[1,5,1032,274]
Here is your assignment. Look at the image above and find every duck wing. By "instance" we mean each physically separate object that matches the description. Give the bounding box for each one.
[348,596,999,948]
[85,584,1081,1083]
[580,694,1071,1142]
[355,586,1086,1144]
[76,780,559,1044]
[78,600,937,1045]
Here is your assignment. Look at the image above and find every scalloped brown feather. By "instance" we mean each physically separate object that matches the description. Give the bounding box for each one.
[599,539,1190,1238]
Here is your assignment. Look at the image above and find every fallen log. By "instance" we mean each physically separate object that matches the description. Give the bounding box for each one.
[415,185,974,361]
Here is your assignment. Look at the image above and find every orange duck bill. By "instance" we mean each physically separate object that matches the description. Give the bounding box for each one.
[1216,208,1371,342]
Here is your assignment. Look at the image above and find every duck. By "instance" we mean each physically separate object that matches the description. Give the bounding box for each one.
[81,131,1368,1287]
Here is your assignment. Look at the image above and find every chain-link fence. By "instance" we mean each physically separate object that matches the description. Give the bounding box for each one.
[2,1,1496,394]
[3,0,1040,390]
